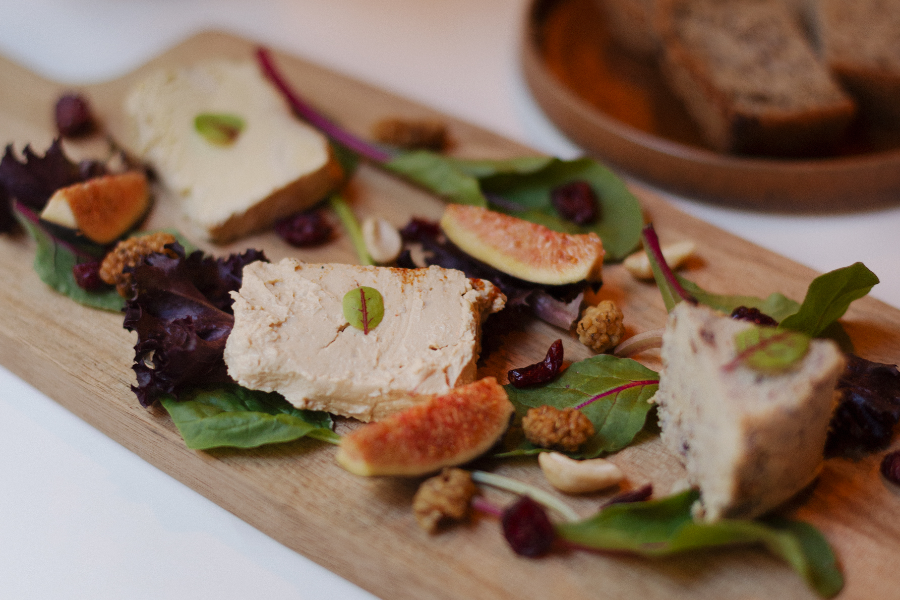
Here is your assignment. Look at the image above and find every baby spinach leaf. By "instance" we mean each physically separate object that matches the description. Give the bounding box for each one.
[194,113,245,146]
[779,262,878,338]
[557,490,843,598]
[678,276,800,321]
[161,384,339,450]
[343,286,384,333]
[385,150,488,207]
[15,210,124,311]
[500,354,658,458]
[729,327,811,374]
[385,151,643,261]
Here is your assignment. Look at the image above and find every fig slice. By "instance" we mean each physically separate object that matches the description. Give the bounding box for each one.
[439,204,604,285]
[336,377,514,477]
[40,170,149,244]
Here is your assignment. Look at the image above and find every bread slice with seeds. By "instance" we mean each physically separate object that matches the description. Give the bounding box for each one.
[657,0,856,155]
[804,0,900,123]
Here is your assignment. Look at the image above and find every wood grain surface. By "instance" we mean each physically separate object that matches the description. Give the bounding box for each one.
[1,30,898,600]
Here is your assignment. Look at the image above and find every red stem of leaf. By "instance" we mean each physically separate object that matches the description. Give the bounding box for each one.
[255,47,393,164]
[359,287,370,335]
[574,379,659,410]
[641,223,696,306]
[472,496,504,519]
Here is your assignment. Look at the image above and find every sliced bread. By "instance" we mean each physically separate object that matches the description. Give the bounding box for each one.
[596,0,661,56]
[657,0,856,155]
[126,60,343,244]
[805,0,900,123]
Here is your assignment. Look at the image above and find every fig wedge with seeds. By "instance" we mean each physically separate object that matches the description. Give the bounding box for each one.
[337,377,514,477]
[40,170,149,244]
[439,205,604,286]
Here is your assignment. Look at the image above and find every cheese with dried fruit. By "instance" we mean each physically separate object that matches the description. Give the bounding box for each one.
[223,259,505,422]
[653,302,845,521]
[125,60,342,243]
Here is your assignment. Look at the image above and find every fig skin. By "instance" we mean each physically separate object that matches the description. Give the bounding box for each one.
[336,377,514,477]
[439,204,604,286]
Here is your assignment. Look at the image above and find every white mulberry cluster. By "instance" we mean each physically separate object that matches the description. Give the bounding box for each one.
[576,300,625,353]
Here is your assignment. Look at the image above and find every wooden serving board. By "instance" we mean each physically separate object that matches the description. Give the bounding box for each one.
[1,31,898,600]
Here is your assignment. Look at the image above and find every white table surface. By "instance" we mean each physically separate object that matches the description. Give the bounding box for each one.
[1,2,898,599]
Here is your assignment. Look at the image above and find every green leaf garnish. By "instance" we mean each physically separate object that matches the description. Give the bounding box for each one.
[385,152,643,261]
[778,262,879,338]
[674,262,878,352]
[500,354,658,458]
[194,113,245,146]
[728,326,811,374]
[161,384,339,450]
[557,490,843,598]
[343,286,384,334]
[677,276,800,321]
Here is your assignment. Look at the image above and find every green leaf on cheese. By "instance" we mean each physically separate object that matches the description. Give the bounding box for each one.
[729,326,811,374]
[343,286,384,334]
[194,113,246,146]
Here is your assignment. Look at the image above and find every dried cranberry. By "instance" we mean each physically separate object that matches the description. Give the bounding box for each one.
[881,450,900,485]
[72,260,105,291]
[55,94,95,138]
[399,217,442,242]
[551,180,599,225]
[501,496,555,557]
[508,339,564,388]
[730,306,778,326]
[600,483,653,508]
[274,211,332,247]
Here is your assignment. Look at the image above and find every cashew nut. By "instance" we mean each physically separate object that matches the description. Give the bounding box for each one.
[537,452,623,494]
[362,216,402,264]
[623,240,696,279]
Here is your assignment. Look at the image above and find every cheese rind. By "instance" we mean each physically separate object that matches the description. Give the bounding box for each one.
[653,303,845,521]
[125,60,342,243]
[223,260,505,422]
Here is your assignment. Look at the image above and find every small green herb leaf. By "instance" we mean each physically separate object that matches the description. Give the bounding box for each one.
[728,326,811,374]
[161,384,339,450]
[557,491,844,598]
[500,354,658,458]
[194,113,245,146]
[343,286,384,334]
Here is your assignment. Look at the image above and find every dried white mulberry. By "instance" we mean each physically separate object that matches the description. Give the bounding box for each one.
[577,300,625,353]
[412,468,477,533]
[522,405,594,452]
[99,231,177,297]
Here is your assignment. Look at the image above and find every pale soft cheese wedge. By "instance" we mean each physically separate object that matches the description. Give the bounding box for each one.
[223,259,506,422]
[654,303,845,521]
[125,60,342,243]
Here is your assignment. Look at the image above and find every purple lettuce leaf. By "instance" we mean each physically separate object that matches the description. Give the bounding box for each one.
[827,354,900,456]
[123,243,266,407]
[0,140,86,221]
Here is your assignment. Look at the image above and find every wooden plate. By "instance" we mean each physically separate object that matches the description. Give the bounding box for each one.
[521,0,900,211]
[2,30,900,600]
